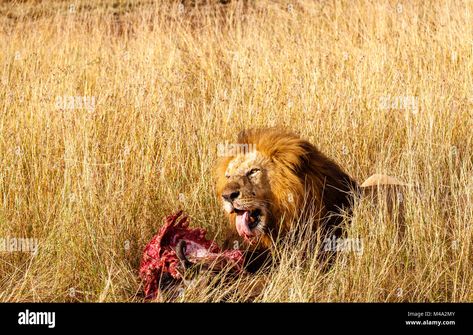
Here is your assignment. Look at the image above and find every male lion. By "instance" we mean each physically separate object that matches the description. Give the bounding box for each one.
[216,128,365,271]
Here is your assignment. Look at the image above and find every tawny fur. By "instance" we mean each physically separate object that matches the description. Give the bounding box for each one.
[216,128,359,252]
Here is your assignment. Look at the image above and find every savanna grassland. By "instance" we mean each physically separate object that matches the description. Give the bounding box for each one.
[0,0,472,302]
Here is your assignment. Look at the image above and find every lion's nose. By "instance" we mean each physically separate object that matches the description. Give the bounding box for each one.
[222,191,240,202]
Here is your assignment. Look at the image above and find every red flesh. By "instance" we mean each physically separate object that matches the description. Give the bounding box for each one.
[139,211,244,299]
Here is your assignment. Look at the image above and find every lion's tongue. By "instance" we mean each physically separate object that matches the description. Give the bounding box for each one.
[236,211,253,238]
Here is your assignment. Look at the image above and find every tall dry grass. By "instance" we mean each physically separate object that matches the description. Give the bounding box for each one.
[0,0,472,302]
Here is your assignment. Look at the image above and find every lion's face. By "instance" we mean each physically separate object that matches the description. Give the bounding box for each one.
[216,128,358,252]
[217,151,277,245]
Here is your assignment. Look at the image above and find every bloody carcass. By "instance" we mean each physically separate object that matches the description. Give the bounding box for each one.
[139,211,245,299]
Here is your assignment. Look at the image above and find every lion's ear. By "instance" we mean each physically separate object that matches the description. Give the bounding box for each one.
[236,129,246,141]
[236,128,253,143]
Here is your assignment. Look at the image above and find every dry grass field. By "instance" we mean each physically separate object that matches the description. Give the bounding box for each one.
[0,0,472,302]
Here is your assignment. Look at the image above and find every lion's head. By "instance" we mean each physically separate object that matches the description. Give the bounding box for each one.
[216,128,358,250]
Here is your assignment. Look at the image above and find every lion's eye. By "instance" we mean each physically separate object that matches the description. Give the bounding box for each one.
[247,168,260,177]
[225,174,230,179]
